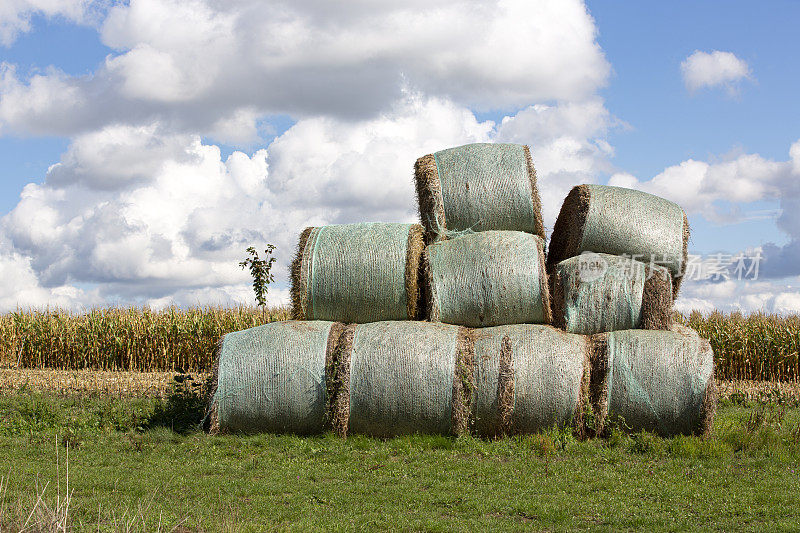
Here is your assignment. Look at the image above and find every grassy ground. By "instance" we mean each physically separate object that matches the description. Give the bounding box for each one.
[1,382,800,531]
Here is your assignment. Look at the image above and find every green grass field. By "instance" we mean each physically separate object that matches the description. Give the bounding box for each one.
[2,307,800,530]
[1,382,799,531]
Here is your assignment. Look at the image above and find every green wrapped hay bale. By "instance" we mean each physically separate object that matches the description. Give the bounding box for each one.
[414,143,545,242]
[551,253,673,334]
[590,326,717,437]
[340,321,471,438]
[472,325,590,438]
[547,184,689,298]
[425,231,551,327]
[290,222,424,323]
[204,320,341,435]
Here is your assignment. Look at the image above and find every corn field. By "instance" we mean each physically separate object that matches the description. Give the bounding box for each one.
[0,307,798,381]
[0,306,288,372]
[679,311,800,382]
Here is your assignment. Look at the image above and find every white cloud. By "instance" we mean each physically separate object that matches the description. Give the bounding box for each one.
[207,108,262,146]
[495,98,615,227]
[0,90,621,310]
[46,123,198,190]
[0,238,104,311]
[681,50,752,95]
[0,94,504,310]
[0,0,93,45]
[0,0,610,137]
[607,146,797,221]
[676,277,800,315]
[0,63,87,136]
[609,140,800,279]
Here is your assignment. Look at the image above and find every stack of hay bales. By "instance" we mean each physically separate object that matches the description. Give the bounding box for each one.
[205,143,716,440]
[547,184,688,334]
[545,184,715,436]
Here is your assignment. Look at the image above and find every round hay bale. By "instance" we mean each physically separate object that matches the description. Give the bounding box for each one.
[551,253,673,334]
[346,321,468,437]
[424,230,551,327]
[472,325,590,438]
[589,325,717,437]
[547,184,689,298]
[290,222,424,323]
[204,320,339,435]
[414,143,545,243]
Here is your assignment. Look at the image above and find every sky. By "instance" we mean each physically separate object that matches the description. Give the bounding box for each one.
[0,0,798,314]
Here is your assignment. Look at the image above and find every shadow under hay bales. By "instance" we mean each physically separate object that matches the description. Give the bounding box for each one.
[142,373,211,434]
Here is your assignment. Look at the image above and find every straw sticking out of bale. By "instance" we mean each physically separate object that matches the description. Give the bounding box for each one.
[547,185,590,276]
[201,335,225,435]
[405,224,425,320]
[452,327,476,436]
[640,264,673,330]
[425,231,551,327]
[547,184,689,298]
[414,143,545,243]
[573,345,593,440]
[497,335,515,437]
[290,227,314,320]
[326,323,355,438]
[522,145,545,239]
[676,212,690,298]
[550,253,673,335]
[700,358,719,438]
[414,154,446,244]
[586,334,610,437]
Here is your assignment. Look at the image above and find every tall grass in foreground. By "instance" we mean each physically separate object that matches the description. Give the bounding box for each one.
[679,311,800,382]
[0,306,289,371]
[1,307,799,380]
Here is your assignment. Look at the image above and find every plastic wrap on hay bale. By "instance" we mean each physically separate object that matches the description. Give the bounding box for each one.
[345,321,471,438]
[547,184,689,298]
[589,325,717,437]
[424,231,551,327]
[414,143,545,243]
[204,320,340,435]
[551,253,673,335]
[290,222,424,323]
[472,325,590,438]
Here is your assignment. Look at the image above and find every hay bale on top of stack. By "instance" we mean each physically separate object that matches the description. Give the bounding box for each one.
[414,143,545,243]
[550,253,672,335]
[415,143,551,329]
[290,222,424,323]
[547,184,687,335]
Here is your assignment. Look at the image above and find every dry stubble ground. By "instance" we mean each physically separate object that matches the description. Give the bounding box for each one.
[1,366,798,406]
